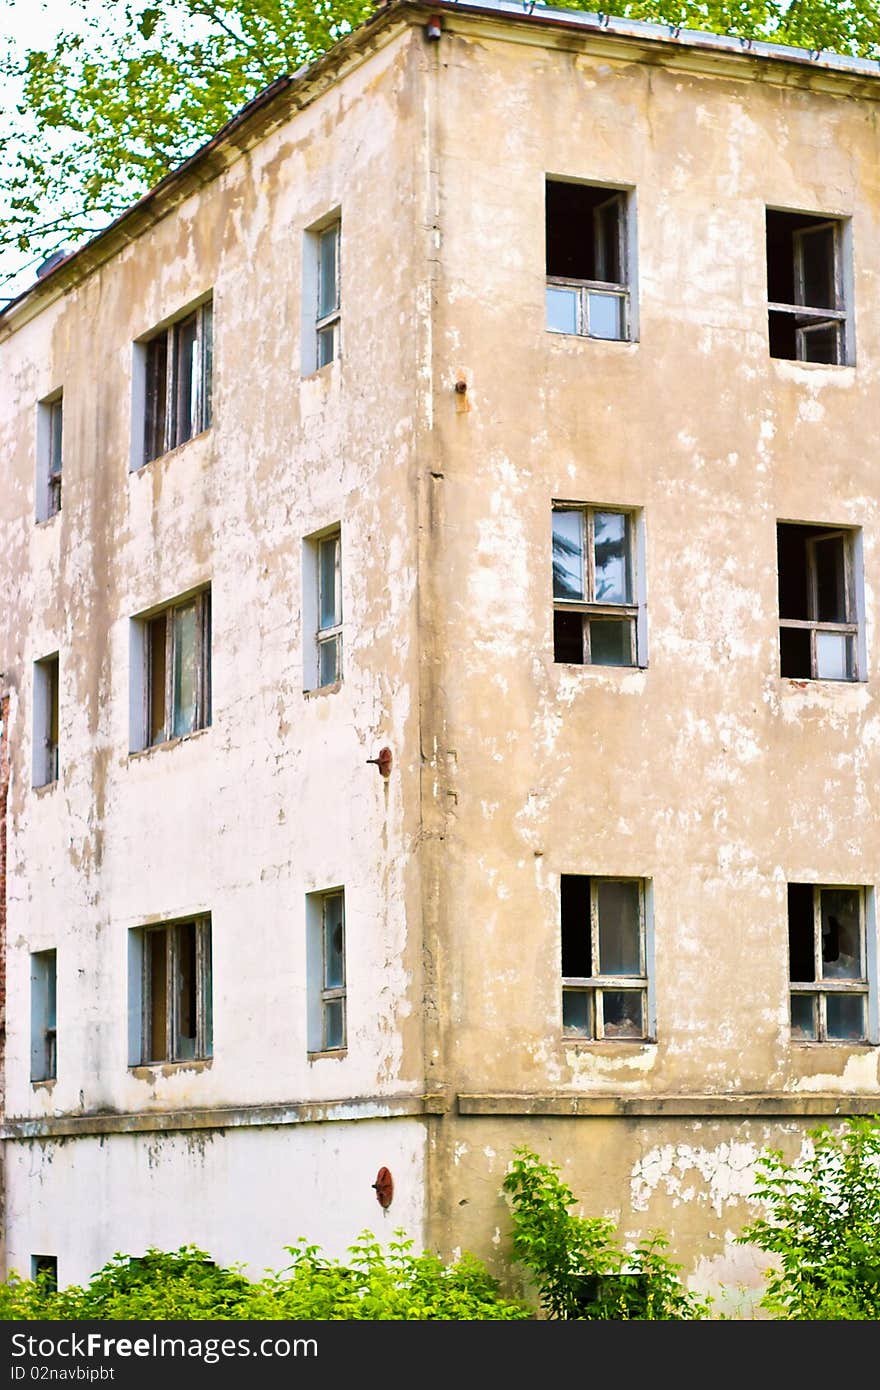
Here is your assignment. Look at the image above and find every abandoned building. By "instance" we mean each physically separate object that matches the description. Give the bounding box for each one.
[1,0,879,1315]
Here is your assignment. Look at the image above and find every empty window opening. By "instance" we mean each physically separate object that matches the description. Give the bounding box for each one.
[36,393,63,521]
[552,506,642,666]
[307,889,346,1053]
[766,210,850,364]
[31,1256,58,1290]
[303,528,342,691]
[561,875,649,1040]
[131,589,211,750]
[546,180,631,341]
[30,949,57,1082]
[131,917,212,1065]
[141,298,213,466]
[788,884,869,1042]
[32,654,59,787]
[777,523,860,680]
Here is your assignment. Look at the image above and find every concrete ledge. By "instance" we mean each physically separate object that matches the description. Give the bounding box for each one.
[456,1092,880,1118]
[1,1093,430,1141]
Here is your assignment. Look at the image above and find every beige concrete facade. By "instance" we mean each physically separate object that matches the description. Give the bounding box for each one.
[1,1,879,1312]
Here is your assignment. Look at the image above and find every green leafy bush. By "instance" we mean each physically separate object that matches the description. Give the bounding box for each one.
[737,1115,880,1320]
[502,1147,711,1320]
[0,1234,530,1321]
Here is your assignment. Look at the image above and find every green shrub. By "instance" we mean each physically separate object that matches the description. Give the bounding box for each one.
[502,1147,711,1320]
[0,1235,531,1321]
[737,1114,880,1320]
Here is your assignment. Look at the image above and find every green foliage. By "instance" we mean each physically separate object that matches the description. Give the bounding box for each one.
[502,1147,711,1319]
[2,0,880,278]
[737,1115,880,1320]
[0,1234,531,1321]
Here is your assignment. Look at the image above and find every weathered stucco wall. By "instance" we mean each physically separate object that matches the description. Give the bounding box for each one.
[0,22,434,1275]
[421,17,880,1301]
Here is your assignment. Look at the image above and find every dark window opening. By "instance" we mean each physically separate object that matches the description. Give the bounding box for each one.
[766,210,847,364]
[31,1256,58,1290]
[777,523,858,680]
[143,299,213,465]
[546,181,630,341]
[787,884,868,1043]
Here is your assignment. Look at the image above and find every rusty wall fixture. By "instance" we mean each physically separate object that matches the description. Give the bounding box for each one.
[366,746,393,777]
[372,1166,394,1208]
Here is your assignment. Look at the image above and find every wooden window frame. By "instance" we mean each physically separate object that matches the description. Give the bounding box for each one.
[546,190,630,342]
[789,886,869,1044]
[768,218,847,365]
[144,589,211,748]
[778,528,859,680]
[139,917,212,1064]
[143,299,213,464]
[562,877,650,1042]
[552,504,639,665]
[316,531,342,687]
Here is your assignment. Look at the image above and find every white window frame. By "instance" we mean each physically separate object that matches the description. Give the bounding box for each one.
[561,876,653,1042]
[788,885,874,1044]
[552,503,646,667]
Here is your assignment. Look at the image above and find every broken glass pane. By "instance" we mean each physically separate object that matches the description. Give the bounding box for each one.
[820,888,861,979]
[323,896,344,990]
[799,225,836,310]
[546,286,578,335]
[813,536,846,621]
[553,610,584,664]
[790,993,816,1040]
[826,993,865,1041]
[602,990,644,1038]
[552,511,584,600]
[562,990,590,1036]
[597,880,641,975]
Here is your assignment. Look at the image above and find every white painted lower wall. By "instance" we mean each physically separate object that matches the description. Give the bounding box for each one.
[4,1118,427,1288]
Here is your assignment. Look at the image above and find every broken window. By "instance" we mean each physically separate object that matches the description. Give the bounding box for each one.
[766,210,850,364]
[546,180,631,341]
[307,889,346,1053]
[561,876,649,1040]
[35,392,63,523]
[134,917,212,1064]
[30,949,57,1082]
[777,523,860,680]
[135,589,211,749]
[30,1256,58,1290]
[788,885,869,1042]
[303,528,342,690]
[32,653,59,787]
[552,505,640,666]
[142,298,213,465]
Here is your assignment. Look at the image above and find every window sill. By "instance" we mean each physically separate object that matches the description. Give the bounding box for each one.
[563,1037,656,1049]
[32,779,58,796]
[546,329,635,347]
[778,676,864,688]
[132,426,212,474]
[301,358,339,383]
[31,1078,56,1091]
[303,681,342,700]
[129,1058,213,1080]
[308,1048,348,1062]
[770,355,854,373]
[790,1039,877,1049]
[34,512,61,529]
[129,726,210,759]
